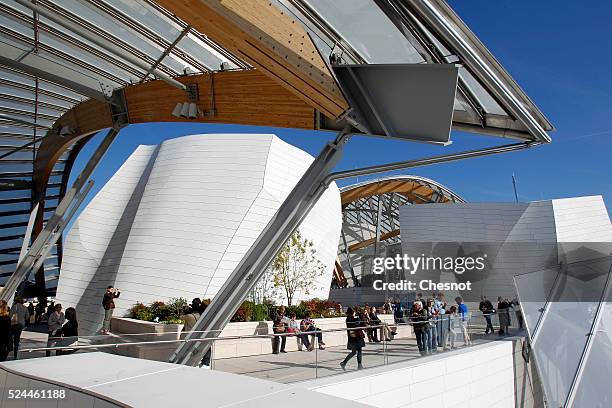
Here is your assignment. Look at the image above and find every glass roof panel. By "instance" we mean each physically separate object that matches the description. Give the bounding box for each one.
[46,0,167,64]
[176,33,237,71]
[0,98,62,117]
[0,67,35,87]
[271,0,352,64]
[0,9,34,38]
[459,67,506,115]
[35,34,130,84]
[303,0,425,63]
[39,24,145,78]
[0,86,34,101]
[104,0,182,43]
[38,81,83,103]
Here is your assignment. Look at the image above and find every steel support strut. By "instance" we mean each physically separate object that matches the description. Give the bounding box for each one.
[169,124,354,365]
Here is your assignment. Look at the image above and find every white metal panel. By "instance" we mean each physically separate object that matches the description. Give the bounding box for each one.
[56,134,342,334]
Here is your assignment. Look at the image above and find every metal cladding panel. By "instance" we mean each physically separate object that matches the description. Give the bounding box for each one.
[332,63,458,144]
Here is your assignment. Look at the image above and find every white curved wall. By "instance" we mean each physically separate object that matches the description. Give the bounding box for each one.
[56,134,342,334]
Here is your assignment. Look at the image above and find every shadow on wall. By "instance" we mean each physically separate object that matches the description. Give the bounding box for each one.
[75,146,161,335]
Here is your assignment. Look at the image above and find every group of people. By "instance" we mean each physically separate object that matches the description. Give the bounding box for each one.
[272,306,326,353]
[341,293,484,367]
[0,297,29,361]
[0,296,79,361]
[0,284,122,361]
[409,294,472,355]
[479,295,523,336]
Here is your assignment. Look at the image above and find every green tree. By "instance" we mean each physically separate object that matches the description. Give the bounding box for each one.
[269,230,325,306]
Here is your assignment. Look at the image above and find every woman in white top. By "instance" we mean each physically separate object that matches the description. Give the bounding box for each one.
[46,304,65,356]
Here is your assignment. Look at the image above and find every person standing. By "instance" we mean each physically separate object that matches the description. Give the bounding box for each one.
[46,304,65,356]
[27,302,34,325]
[426,298,439,352]
[415,293,427,308]
[455,297,471,346]
[272,306,287,354]
[393,300,405,324]
[410,302,429,355]
[0,300,12,361]
[56,307,78,356]
[9,296,29,360]
[101,286,120,334]
[340,307,365,370]
[479,296,495,334]
[46,301,55,319]
[35,299,45,324]
[497,297,511,335]
[511,297,524,330]
[180,304,200,333]
[444,306,459,350]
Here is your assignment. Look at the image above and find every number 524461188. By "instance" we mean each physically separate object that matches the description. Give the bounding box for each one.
[8,389,66,399]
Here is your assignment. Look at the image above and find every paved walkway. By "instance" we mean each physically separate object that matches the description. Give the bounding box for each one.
[214,337,477,383]
[213,326,526,383]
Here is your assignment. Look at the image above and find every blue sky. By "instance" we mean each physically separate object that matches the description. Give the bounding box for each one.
[69,1,612,226]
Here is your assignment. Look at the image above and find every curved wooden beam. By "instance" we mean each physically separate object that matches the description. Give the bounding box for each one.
[341,179,458,207]
[348,229,401,252]
[34,69,316,199]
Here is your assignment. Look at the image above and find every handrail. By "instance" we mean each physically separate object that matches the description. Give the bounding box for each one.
[20,313,489,353]
[28,310,503,344]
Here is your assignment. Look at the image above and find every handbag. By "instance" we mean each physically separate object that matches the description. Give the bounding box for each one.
[349,329,365,339]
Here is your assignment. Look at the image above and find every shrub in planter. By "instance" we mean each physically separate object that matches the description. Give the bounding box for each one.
[136,308,155,322]
[301,298,342,318]
[286,303,308,319]
[149,301,168,321]
[250,303,270,322]
[165,297,188,321]
[128,302,147,318]
[127,298,187,324]
[231,301,252,322]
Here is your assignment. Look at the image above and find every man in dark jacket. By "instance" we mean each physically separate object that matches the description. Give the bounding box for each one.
[410,302,429,355]
[479,296,495,334]
[101,286,120,334]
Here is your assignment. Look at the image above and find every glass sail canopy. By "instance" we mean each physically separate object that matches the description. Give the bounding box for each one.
[274,0,553,141]
[0,1,552,293]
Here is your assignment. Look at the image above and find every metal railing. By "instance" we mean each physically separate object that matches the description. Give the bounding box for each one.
[16,311,525,383]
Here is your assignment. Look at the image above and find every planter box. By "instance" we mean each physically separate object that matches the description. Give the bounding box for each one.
[110,315,412,362]
[111,317,184,341]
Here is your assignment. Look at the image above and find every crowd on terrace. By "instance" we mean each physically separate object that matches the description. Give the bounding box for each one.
[0,287,523,368]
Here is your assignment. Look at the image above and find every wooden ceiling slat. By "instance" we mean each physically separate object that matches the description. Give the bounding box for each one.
[154,0,348,119]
